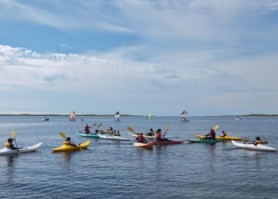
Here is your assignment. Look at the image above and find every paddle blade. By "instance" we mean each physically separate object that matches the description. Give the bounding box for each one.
[92,123,97,127]
[97,123,102,128]
[11,129,16,139]
[127,126,136,134]
[59,132,67,139]
[212,125,219,130]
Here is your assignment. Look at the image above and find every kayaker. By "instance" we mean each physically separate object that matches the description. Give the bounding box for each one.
[64,137,78,147]
[84,124,91,134]
[155,129,168,141]
[136,133,148,143]
[146,128,154,136]
[205,129,216,139]
[252,136,262,146]
[220,131,227,137]
[5,138,19,150]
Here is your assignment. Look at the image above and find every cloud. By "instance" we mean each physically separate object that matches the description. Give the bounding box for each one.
[0,42,278,115]
[0,1,278,115]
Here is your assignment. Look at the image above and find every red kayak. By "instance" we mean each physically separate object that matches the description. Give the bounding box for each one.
[152,140,184,145]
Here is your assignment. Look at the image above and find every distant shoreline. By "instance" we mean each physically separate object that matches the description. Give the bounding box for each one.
[0,114,136,117]
[0,114,277,117]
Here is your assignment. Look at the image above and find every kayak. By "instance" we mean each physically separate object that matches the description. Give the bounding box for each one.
[231,140,277,152]
[133,142,153,149]
[195,134,242,141]
[187,139,221,144]
[77,132,99,138]
[152,140,184,145]
[98,133,129,141]
[99,130,116,134]
[52,140,91,152]
[0,142,43,155]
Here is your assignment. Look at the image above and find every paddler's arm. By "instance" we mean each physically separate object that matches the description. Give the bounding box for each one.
[69,141,78,147]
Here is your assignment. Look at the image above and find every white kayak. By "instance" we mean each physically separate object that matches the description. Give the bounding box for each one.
[0,142,43,155]
[133,142,153,149]
[98,134,129,141]
[231,140,276,152]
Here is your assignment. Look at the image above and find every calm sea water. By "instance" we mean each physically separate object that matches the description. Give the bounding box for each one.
[0,115,277,199]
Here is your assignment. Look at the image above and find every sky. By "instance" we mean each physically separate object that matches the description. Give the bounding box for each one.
[0,0,278,116]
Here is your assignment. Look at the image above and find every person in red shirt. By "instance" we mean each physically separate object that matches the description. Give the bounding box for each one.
[155,129,168,141]
[205,129,216,139]
[84,124,91,134]
[136,133,147,143]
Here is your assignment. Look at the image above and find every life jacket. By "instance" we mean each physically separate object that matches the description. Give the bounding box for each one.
[84,126,90,133]
[210,131,216,139]
[64,140,70,145]
[5,142,11,148]
[137,136,145,143]
[156,132,162,139]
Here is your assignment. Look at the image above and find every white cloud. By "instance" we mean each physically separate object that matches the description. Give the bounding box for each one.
[0,1,278,115]
[0,44,278,115]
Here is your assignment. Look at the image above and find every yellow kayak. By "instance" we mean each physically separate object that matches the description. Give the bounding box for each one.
[195,134,242,141]
[52,140,91,152]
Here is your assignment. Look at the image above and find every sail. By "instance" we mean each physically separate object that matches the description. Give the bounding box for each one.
[180,110,189,122]
[147,113,152,120]
[69,111,76,121]
[115,111,120,121]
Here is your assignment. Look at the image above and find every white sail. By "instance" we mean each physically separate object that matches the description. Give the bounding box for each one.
[69,111,76,121]
[180,110,189,122]
[115,111,120,121]
[147,113,151,120]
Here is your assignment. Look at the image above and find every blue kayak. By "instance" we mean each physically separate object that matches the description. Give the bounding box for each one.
[77,131,100,138]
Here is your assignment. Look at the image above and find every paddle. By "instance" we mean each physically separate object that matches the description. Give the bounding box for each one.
[97,123,102,128]
[59,132,80,148]
[127,126,138,135]
[92,123,97,127]
[11,130,18,148]
[212,124,220,131]
[11,129,20,152]
[163,126,170,137]
[59,132,67,139]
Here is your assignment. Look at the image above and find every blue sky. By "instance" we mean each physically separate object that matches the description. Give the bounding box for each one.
[0,0,278,116]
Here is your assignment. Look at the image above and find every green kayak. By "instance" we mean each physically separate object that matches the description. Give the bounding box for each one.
[77,131,100,138]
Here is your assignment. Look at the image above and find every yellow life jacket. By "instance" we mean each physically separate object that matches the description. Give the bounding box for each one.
[64,140,70,145]
[5,142,11,148]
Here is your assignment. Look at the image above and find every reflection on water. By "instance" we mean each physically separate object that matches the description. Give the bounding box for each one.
[60,152,73,175]
[61,152,72,162]
[6,155,17,166]
[5,155,17,184]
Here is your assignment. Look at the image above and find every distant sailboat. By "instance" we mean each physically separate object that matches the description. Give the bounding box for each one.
[115,111,120,121]
[41,116,49,121]
[180,110,189,122]
[147,113,152,120]
[69,111,76,121]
